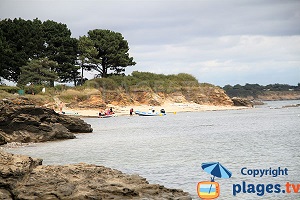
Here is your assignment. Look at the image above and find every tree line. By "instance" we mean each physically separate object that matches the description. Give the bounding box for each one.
[223,83,300,98]
[0,18,136,87]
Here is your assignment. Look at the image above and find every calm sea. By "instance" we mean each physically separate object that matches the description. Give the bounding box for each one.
[7,100,300,199]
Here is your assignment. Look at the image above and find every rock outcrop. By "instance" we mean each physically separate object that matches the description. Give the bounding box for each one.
[0,98,93,145]
[0,150,191,200]
[231,97,253,107]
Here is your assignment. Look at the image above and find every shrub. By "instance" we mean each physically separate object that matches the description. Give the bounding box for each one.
[25,94,55,105]
[84,78,118,90]
[23,85,44,95]
[82,71,201,94]
[54,84,71,91]
[58,89,90,103]
[0,90,15,99]
[0,86,21,94]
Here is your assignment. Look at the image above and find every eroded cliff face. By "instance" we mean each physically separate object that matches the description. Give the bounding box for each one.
[0,98,93,145]
[67,86,233,109]
[0,150,191,200]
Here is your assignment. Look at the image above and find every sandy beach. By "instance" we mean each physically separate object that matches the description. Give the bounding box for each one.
[59,102,249,117]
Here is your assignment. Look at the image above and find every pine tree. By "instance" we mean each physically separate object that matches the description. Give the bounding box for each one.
[18,58,58,86]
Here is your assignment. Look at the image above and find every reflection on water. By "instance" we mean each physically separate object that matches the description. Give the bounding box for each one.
[7,100,300,199]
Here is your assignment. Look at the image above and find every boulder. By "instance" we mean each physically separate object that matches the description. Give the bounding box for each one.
[0,150,191,200]
[0,99,92,145]
[231,97,253,107]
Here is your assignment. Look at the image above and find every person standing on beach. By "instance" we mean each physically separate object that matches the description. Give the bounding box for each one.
[130,108,133,116]
[59,102,65,114]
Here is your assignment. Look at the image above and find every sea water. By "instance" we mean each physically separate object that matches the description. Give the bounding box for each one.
[7,100,300,199]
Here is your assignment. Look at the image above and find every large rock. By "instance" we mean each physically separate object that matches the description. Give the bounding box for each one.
[231,97,253,107]
[0,150,191,200]
[0,98,93,145]
[0,150,43,200]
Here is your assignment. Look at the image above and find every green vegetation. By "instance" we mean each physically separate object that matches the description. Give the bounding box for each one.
[83,29,136,78]
[223,83,300,98]
[0,85,54,105]
[0,85,20,94]
[0,18,135,86]
[0,89,16,100]
[0,71,205,97]
[58,89,90,103]
[18,58,58,86]
[0,72,230,106]
[0,18,78,85]
[83,71,200,93]
[0,84,70,97]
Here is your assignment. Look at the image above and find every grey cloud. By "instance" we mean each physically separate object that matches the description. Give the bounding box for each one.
[0,0,299,86]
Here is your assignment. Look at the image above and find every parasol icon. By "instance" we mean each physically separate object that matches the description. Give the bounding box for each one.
[201,162,232,181]
[201,162,232,194]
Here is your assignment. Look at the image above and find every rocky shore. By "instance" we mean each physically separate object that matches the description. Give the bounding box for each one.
[0,98,93,145]
[0,150,191,200]
[0,98,191,199]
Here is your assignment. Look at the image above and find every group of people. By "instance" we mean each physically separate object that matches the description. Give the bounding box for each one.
[99,107,114,117]
[58,103,163,117]
[97,106,166,117]
[98,107,135,116]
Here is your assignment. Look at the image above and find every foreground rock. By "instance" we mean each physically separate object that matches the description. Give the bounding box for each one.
[0,98,93,145]
[0,150,191,200]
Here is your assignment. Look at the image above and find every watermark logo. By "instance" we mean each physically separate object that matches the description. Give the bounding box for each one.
[197,162,232,199]
[197,164,299,198]
[233,167,299,197]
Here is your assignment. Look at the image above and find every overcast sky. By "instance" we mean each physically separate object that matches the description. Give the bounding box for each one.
[1,0,299,86]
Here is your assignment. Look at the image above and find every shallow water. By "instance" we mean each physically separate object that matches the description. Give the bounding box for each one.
[8,100,300,199]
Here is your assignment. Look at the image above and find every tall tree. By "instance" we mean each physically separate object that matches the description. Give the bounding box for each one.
[78,36,98,84]
[0,18,44,82]
[0,18,79,85]
[54,38,80,86]
[0,29,5,82]
[42,20,79,86]
[18,58,58,86]
[85,29,136,78]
